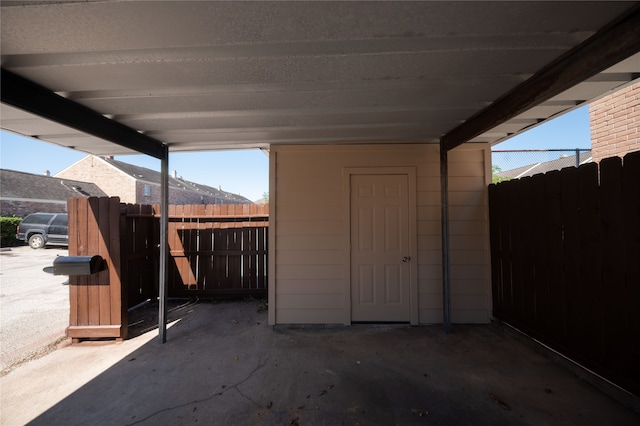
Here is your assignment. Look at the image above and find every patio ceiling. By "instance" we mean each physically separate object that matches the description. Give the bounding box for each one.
[1,1,639,158]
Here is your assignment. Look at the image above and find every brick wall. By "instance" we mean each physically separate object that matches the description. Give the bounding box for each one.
[56,156,138,203]
[57,155,248,205]
[590,81,640,163]
[0,200,67,218]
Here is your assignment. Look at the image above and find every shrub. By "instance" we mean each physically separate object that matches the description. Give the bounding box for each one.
[0,216,22,247]
[492,165,511,184]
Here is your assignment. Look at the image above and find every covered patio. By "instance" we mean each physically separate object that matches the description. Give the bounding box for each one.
[1,1,639,420]
[1,299,638,425]
[3,0,639,332]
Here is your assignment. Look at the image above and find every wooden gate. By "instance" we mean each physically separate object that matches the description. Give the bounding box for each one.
[121,204,157,308]
[162,204,268,297]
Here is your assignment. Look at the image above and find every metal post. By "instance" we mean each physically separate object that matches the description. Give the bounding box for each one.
[158,145,169,343]
[440,144,452,334]
[576,148,580,168]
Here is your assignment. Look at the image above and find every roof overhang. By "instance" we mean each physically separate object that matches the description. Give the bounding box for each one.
[1,1,639,156]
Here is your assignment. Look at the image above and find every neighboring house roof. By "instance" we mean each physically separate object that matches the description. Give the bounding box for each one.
[0,168,107,201]
[495,153,593,180]
[99,156,253,204]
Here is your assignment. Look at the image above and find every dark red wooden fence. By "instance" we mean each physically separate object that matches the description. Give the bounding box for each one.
[161,204,268,297]
[120,204,157,308]
[489,151,640,396]
[67,200,268,340]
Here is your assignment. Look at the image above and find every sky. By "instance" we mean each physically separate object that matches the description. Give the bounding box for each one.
[0,105,591,199]
[0,132,270,202]
[492,104,591,150]
[491,105,592,171]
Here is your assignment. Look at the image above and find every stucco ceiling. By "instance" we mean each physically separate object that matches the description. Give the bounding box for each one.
[1,1,639,157]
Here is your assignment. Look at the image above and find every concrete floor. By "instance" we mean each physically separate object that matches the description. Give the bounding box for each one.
[1,299,638,426]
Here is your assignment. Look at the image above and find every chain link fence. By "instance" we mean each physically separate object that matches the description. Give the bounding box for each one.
[491,149,592,183]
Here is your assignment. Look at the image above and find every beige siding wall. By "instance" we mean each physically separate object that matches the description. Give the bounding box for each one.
[270,144,491,325]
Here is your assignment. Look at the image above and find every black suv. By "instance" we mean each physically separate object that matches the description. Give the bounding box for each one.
[16,213,68,249]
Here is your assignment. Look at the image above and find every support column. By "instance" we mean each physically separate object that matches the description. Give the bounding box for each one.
[159,145,169,343]
[440,143,452,333]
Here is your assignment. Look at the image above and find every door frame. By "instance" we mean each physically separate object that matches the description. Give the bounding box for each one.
[343,167,418,325]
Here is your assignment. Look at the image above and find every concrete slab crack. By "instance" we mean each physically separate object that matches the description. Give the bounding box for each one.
[125,355,270,426]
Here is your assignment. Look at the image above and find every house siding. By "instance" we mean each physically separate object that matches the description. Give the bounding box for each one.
[590,81,640,162]
[270,144,491,325]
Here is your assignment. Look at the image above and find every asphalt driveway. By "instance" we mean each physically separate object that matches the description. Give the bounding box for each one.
[1,299,638,425]
[0,245,69,373]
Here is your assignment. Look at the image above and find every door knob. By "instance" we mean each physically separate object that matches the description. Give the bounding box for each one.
[402,256,410,262]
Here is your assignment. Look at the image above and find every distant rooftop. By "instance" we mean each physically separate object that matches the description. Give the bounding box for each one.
[100,156,253,204]
[494,151,593,180]
[1,168,107,200]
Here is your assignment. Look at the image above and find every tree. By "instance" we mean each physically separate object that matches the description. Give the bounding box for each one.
[491,165,510,184]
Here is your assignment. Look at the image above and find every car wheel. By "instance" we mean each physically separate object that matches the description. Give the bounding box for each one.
[28,234,45,249]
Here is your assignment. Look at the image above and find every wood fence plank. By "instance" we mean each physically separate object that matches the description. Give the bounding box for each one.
[216,228,229,287]
[67,198,79,328]
[510,178,526,322]
[560,166,580,350]
[519,176,536,326]
[87,197,101,327]
[488,184,502,318]
[110,197,125,335]
[98,197,111,325]
[76,197,90,326]
[498,181,514,318]
[531,173,549,334]
[242,228,251,288]
[543,171,565,342]
[600,157,626,375]
[577,162,603,362]
[228,228,241,288]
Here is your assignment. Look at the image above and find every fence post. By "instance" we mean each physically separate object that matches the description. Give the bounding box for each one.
[158,146,169,344]
[439,145,452,334]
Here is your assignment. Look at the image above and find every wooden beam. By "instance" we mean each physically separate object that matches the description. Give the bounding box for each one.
[441,5,640,152]
[1,68,167,159]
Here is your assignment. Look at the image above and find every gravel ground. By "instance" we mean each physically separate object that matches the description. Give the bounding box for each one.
[0,245,70,374]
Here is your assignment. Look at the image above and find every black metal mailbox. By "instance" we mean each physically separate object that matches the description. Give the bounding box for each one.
[53,255,106,276]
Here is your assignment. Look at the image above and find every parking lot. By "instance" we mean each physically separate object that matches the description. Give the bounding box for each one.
[0,245,69,374]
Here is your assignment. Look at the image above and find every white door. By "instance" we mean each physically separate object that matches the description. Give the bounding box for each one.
[351,174,410,322]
